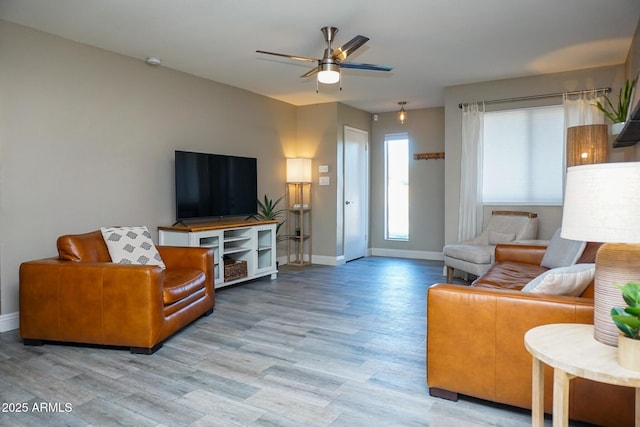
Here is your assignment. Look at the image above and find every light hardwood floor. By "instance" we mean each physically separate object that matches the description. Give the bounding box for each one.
[1,257,581,426]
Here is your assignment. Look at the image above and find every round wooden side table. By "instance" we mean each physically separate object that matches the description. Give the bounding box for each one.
[525,323,640,427]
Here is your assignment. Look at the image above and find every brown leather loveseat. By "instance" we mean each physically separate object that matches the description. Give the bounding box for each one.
[427,243,635,426]
[19,230,214,354]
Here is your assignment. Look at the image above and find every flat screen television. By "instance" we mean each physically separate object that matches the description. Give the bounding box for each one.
[174,150,257,222]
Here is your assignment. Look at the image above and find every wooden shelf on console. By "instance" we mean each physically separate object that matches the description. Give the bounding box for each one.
[159,218,277,232]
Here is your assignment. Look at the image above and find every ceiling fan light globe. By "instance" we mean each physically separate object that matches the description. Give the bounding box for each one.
[318,70,340,84]
[317,61,340,84]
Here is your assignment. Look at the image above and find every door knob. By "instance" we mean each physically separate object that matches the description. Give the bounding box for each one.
[345,201,351,205]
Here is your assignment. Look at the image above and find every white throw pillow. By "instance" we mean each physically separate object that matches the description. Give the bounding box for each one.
[522,263,595,296]
[100,226,166,269]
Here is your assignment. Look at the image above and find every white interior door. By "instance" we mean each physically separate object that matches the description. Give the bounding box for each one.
[344,126,369,262]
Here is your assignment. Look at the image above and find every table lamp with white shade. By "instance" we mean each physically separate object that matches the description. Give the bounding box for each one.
[561,162,640,346]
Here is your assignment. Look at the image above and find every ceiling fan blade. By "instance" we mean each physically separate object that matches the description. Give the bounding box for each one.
[332,35,369,61]
[256,50,318,63]
[340,61,393,72]
[300,66,319,78]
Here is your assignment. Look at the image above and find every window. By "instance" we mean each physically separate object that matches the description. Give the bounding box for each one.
[483,105,564,204]
[384,133,409,240]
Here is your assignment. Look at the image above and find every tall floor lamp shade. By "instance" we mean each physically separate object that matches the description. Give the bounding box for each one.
[561,162,640,346]
[286,158,312,183]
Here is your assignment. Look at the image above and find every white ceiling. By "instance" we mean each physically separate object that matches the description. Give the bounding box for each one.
[2,0,639,113]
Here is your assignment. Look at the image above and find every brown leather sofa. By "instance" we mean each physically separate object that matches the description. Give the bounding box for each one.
[20,230,214,354]
[427,243,635,427]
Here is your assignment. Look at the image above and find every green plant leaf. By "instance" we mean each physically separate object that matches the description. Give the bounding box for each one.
[618,282,640,307]
[613,320,636,338]
[613,313,640,329]
[250,194,288,242]
[594,100,617,123]
[593,79,637,123]
[620,79,636,119]
[611,282,640,339]
[611,307,640,338]
[612,308,640,337]
[625,306,640,316]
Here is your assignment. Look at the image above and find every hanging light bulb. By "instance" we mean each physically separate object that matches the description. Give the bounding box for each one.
[398,101,408,124]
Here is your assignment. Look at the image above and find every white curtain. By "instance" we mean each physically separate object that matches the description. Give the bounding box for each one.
[458,102,485,242]
[563,90,606,128]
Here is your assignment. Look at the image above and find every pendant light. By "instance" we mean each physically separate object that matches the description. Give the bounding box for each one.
[398,101,408,124]
[565,124,608,168]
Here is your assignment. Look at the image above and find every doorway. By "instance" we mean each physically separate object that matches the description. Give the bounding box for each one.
[343,126,369,262]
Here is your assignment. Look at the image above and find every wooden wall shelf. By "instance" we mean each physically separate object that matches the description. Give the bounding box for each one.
[413,152,445,160]
[614,101,640,148]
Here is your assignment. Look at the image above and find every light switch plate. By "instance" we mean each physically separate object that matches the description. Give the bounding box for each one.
[319,176,330,186]
[319,165,329,173]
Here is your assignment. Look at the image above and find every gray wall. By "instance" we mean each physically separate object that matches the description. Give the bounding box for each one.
[296,102,372,264]
[296,103,338,264]
[370,107,445,259]
[0,21,297,317]
[443,65,627,247]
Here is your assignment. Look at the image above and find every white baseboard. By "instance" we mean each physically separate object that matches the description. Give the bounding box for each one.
[370,248,444,261]
[279,254,344,266]
[281,250,443,267]
[311,254,345,266]
[0,311,19,332]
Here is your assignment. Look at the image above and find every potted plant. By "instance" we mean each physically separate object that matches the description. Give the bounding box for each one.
[248,194,287,242]
[611,282,640,370]
[594,79,636,135]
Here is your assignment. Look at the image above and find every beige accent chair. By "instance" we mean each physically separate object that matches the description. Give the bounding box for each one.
[443,211,538,282]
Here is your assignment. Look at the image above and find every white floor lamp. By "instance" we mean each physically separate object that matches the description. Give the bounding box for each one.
[561,162,640,346]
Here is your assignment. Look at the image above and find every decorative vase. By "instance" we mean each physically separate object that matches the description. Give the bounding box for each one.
[611,122,626,136]
[594,243,640,346]
[617,334,640,371]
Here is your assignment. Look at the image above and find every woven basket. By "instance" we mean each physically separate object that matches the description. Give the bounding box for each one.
[224,260,248,282]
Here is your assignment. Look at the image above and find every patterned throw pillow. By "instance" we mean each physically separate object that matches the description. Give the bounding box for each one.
[100,226,166,269]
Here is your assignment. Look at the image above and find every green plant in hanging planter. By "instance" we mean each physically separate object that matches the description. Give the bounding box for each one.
[248,194,287,242]
[611,282,640,339]
[594,79,636,124]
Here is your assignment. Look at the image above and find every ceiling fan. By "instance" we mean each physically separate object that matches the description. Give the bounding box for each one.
[256,26,393,87]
